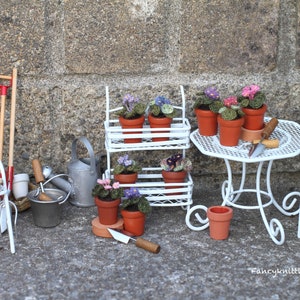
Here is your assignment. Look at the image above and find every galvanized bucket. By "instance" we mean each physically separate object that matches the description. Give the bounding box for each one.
[27,175,72,228]
[67,136,100,207]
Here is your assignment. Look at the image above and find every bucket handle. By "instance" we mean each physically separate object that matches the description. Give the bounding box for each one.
[71,136,97,176]
[43,174,73,205]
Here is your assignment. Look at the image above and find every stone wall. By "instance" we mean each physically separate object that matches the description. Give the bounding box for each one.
[0,0,299,192]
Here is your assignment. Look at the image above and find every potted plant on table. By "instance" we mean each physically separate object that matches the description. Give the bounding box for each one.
[113,154,141,184]
[238,84,267,131]
[193,87,223,136]
[217,96,245,146]
[92,178,123,225]
[160,153,192,195]
[147,96,177,142]
[120,187,151,236]
[115,94,146,143]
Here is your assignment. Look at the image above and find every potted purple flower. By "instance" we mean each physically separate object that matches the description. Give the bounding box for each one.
[120,187,151,236]
[193,87,223,136]
[116,94,146,143]
[148,96,177,142]
[113,154,141,184]
[160,153,192,195]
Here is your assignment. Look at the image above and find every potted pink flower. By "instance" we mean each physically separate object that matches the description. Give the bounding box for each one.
[238,85,267,130]
[92,178,123,225]
[217,96,244,146]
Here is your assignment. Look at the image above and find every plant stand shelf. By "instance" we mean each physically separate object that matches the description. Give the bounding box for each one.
[104,86,193,215]
[104,167,193,208]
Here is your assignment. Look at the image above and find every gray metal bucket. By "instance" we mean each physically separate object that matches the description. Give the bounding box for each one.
[27,188,68,227]
[27,174,72,227]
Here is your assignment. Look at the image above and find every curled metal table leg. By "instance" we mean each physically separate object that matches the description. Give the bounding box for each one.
[185,205,209,231]
[256,161,285,245]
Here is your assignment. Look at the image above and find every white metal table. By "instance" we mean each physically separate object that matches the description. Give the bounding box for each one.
[186,118,300,245]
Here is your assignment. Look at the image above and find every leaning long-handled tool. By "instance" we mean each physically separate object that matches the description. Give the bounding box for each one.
[6,68,17,193]
[0,75,12,162]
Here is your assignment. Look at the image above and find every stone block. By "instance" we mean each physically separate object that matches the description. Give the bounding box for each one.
[179,0,279,74]
[64,0,167,74]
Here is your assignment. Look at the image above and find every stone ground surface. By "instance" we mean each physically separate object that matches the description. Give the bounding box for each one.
[0,188,299,300]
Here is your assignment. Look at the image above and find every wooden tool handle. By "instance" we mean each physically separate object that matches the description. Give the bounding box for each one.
[262,118,278,139]
[135,237,161,254]
[252,139,279,148]
[32,159,45,184]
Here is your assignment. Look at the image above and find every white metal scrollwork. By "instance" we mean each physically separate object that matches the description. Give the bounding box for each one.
[185,205,209,231]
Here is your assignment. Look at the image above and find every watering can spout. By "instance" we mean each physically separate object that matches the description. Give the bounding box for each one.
[42,165,74,196]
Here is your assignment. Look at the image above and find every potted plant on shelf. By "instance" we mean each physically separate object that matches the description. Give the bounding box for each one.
[113,154,141,184]
[238,84,267,131]
[147,95,177,142]
[193,87,223,136]
[217,96,245,146]
[116,94,147,143]
[120,187,151,236]
[160,153,192,195]
[92,178,123,225]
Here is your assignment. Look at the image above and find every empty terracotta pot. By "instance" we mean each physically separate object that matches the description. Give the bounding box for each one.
[207,206,233,240]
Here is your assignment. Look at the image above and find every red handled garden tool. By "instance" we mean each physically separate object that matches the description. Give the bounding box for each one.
[0,68,17,193]
[248,118,279,158]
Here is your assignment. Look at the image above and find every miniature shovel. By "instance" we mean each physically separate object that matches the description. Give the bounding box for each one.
[108,228,160,254]
[249,118,279,158]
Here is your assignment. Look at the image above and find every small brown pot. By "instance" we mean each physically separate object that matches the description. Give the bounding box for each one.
[148,114,172,142]
[119,115,145,143]
[207,206,233,240]
[194,108,218,136]
[242,104,267,130]
[94,197,121,225]
[114,172,138,184]
[121,209,146,236]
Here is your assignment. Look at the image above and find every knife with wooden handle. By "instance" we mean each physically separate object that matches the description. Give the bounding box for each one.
[108,228,160,254]
[249,118,279,157]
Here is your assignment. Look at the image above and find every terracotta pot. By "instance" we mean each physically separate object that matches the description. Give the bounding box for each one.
[194,109,218,136]
[94,197,121,225]
[148,113,172,142]
[240,125,265,142]
[242,104,267,130]
[162,170,187,195]
[121,209,146,236]
[207,206,233,240]
[119,115,145,143]
[114,172,138,184]
[217,115,244,146]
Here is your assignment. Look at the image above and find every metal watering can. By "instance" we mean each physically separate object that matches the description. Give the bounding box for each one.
[67,136,100,207]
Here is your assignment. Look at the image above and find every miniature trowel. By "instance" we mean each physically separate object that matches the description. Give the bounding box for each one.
[249,118,279,158]
[108,228,160,254]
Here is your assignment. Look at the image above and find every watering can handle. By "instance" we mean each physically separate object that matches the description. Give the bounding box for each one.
[71,136,97,175]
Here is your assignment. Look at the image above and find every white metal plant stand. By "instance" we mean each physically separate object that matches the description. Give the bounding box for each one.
[104,86,193,212]
[186,118,300,245]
